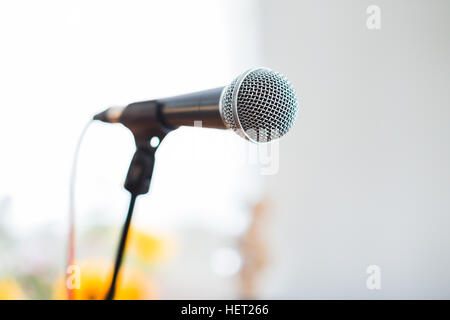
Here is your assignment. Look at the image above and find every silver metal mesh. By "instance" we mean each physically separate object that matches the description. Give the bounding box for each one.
[221,77,239,130]
[221,68,299,142]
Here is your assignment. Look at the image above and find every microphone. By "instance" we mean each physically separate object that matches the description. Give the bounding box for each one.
[94,68,299,142]
[95,68,299,299]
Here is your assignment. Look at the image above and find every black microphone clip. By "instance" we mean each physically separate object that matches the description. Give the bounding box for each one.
[95,101,173,196]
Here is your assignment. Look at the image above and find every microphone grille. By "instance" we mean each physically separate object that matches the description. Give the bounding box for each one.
[221,68,299,142]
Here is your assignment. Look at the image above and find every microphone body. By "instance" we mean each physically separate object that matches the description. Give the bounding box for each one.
[158,87,226,129]
[94,87,226,130]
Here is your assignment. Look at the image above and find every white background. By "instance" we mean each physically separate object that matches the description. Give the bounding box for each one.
[261,0,450,298]
[1,0,450,299]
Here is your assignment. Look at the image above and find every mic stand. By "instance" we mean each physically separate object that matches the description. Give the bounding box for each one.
[105,101,172,300]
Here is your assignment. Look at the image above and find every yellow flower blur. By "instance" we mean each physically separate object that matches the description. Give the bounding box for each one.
[0,279,25,300]
[53,261,157,300]
[127,228,173,264]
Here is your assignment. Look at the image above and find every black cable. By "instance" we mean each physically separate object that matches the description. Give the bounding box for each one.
[105,193,138,300]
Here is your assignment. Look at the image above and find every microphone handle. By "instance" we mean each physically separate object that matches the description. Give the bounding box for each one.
[158,86,226,129]
[93,87,227,130]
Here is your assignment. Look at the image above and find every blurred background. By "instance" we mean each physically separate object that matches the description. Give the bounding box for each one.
[0,0,449,299]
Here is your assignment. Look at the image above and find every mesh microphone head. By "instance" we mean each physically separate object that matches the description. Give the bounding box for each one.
[220,68,299,142]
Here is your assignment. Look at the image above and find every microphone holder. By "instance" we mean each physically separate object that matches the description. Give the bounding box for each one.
[124,131,168,196]
[106,101,172,299]
[121,100,173,195]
